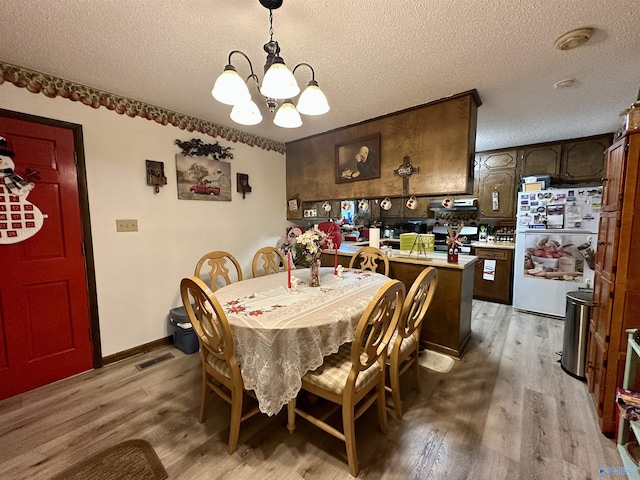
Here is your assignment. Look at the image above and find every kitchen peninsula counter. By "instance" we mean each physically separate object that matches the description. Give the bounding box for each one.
[321,246,478,359]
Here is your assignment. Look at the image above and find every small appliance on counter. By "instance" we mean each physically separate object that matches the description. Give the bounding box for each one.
[478,224,488,242]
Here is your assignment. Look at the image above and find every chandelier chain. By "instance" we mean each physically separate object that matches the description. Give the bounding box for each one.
[268,9,274,42]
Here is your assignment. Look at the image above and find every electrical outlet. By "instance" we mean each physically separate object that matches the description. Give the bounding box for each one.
[116,219,138,232]
[303,209,318,218]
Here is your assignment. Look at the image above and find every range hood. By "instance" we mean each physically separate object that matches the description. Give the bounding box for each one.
[428,198,478,212]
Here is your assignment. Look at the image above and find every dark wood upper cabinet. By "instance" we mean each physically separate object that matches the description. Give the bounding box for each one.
[518,135,613,184]
[474,149,518,219]
[519,144,562,179]
[286,91,481,202]
[560,137,610,183]
[601,139,626,212]
[477,150,518,170]
[473,135,612,221]
[477,169,517,219]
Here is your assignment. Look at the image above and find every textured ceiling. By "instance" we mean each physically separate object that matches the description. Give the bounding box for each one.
[0,1,639,152]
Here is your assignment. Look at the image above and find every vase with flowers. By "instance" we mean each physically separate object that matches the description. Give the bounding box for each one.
[293,228,328,287]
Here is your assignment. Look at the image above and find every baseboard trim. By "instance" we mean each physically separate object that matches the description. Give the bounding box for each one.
[102,336,173,366]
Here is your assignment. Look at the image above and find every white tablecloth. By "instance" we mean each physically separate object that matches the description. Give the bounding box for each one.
[213,267,389,416]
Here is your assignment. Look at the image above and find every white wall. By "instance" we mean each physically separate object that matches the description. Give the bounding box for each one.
[0,83,289,356]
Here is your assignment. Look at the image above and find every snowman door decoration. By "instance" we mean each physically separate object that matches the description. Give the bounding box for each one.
[0,135,44,244]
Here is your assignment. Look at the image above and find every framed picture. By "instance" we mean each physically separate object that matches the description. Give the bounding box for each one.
[175,154,231,201]
[335,134,380,183]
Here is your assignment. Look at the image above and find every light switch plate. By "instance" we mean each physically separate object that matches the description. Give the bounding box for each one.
[116,219,138,232]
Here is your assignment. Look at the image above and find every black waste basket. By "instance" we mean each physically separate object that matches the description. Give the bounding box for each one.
[561,290,594,380]
[169,306,199,354]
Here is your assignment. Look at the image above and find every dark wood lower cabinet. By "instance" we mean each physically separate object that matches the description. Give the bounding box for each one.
[472,247,514,304]
[391,261,474,359]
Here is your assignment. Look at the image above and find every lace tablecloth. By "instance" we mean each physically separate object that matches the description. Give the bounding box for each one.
[213,267,389,416]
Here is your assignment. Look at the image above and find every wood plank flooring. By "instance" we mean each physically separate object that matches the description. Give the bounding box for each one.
[0,300,622,479]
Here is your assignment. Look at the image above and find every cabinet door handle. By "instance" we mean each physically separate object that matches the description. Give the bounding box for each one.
[598,241,605,246]
[601,177,608,183]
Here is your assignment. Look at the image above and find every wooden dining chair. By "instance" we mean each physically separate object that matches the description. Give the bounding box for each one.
[251,246,285,277]
[386,266,438,418]
[171,251,243,330]
[195,250,243,291]
[287,279,405,477]
[180,276,261,454]
[348,246,390,275]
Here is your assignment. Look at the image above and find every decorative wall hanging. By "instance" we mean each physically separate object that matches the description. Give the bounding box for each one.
[237,173,252,199]
[288,194,300,213]
[0,135,45,244]
[175,155,231,201]
[393,155,420,196]
[335,134,380,184]
[174,138,234,160]
[146,160,167,193]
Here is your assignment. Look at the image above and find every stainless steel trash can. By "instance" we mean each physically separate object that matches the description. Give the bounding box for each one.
[561,290,595,380]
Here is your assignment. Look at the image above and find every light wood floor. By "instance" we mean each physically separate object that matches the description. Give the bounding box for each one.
[0,300,622,479]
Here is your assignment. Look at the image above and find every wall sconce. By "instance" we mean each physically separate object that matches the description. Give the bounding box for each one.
[237,173,252,199]
[146,160,167,194]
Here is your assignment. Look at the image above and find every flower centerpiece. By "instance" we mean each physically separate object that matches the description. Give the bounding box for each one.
[292,228,328,287]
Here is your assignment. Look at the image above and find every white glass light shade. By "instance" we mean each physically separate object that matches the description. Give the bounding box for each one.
[260,59,300,100]
[296,82,330,116]
[230,100,263,126]
[273,100,302,128]
[212,66,251,106]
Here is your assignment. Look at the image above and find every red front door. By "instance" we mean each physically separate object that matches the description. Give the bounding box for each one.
[0,116,93,399]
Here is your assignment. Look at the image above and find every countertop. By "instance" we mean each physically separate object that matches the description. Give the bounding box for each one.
[327,243,478,270]
[469,241,516,250]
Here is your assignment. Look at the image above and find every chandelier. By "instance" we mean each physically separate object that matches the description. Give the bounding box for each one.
[211,0,329,128]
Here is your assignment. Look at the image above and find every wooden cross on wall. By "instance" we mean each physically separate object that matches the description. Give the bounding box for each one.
[394,155,419,196]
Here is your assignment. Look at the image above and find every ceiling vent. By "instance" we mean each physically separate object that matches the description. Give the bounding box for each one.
[554,28,593,51]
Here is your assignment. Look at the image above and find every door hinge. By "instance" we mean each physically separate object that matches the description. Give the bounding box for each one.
[603,359,608,369]
[616,219,621,227]
[598,401,604,411]
[610,290,614,299]
[74,151,78,165]
[625,143,630,154]
[612,265,617,275]
[605,335,610,343]
[81,242,86,256]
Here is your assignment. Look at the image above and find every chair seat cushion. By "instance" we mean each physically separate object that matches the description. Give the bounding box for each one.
[387,330,418,357]
[302,344,381,394]
[206,353,231,377]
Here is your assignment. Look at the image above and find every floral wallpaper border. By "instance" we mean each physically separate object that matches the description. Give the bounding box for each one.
[0,61,286,154]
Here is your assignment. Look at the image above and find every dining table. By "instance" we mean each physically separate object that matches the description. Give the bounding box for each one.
[213,266,390,416]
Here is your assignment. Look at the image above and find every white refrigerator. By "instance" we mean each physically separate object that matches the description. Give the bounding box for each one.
[512,187,602,317]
